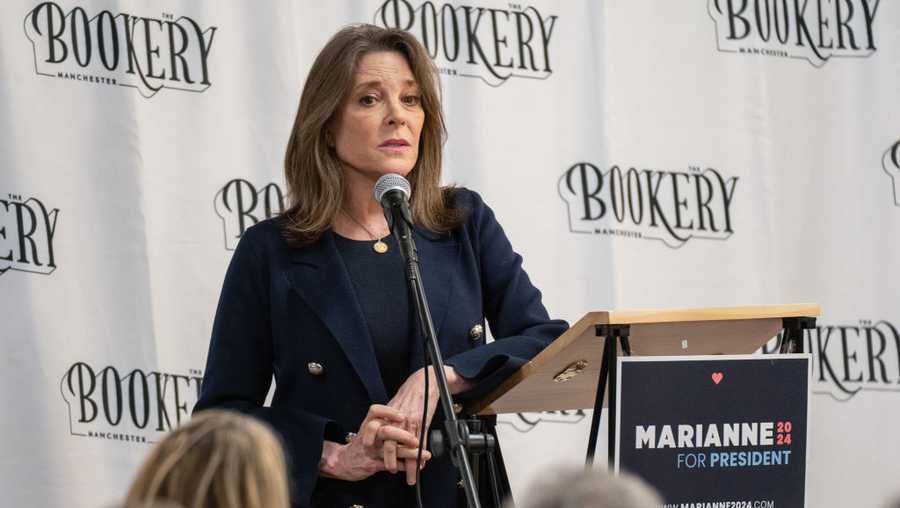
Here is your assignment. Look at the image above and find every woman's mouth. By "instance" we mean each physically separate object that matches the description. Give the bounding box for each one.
[378,139,410,152]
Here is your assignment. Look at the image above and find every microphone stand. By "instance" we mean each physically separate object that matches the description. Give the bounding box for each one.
[383,197,483,508]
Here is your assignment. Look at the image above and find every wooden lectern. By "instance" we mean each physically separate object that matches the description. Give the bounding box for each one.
[464,304,820,467]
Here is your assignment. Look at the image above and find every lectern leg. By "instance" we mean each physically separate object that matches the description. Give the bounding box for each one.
[606,335,618,470]
[780,316,815,354]
[587,325,631,469]
[585,337,611,465]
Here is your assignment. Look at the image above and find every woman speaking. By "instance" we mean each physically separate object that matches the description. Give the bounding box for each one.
[195,24,567,507]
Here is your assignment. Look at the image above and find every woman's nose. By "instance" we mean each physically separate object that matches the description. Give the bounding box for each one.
[385,99,408,126]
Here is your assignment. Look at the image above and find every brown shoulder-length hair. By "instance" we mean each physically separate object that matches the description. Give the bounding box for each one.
[125,410,290,508]
[281,24,461,246]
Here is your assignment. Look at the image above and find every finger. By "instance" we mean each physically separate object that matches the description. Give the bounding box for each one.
[362,418,384,448]
[405,453,417,485]
[383,440,398,473]
[376,425,420,448]
[396,447,431,462]
[399,447,432,485]
[367,405,407,424]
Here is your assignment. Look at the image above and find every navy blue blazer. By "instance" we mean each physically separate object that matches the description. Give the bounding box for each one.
[195,189,568,507]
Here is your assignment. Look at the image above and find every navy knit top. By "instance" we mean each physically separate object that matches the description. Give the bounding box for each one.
[334,233,415,397]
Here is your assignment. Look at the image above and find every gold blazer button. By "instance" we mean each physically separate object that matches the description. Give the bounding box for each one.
[307,362,324,376]
[469,323,484,340]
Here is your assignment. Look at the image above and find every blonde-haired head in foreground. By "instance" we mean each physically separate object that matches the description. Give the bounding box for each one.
[125,410,289,508]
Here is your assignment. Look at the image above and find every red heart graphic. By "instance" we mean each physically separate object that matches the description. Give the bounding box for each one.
[711,372,724,385]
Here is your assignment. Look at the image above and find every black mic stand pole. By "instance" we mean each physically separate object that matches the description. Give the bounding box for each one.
[385,199,482,508]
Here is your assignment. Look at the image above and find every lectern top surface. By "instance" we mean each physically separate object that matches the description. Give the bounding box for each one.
[597,303,820,325]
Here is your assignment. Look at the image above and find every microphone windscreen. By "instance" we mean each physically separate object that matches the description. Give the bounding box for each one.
[374,173,411,204]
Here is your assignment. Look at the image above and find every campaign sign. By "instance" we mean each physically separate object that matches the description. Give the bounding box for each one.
[615,354,810,508]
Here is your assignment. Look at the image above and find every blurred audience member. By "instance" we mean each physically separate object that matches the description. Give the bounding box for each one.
[115,501,183,508]
[125,410,289,508]
[885,493,900,508]
[510,466,662,508]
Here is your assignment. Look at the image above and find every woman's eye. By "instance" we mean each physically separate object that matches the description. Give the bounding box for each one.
[359,95,377,106]
[403,95,421,106]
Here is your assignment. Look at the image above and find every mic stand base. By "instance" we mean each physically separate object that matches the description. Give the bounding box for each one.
[430,418,504,508]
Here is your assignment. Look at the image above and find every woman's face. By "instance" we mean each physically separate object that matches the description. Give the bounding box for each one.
[330,50,425,182]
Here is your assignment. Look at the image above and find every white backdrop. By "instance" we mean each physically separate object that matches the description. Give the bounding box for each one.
[2,1,899,507]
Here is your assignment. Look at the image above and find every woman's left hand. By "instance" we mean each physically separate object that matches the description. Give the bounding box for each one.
[387,366,474,484]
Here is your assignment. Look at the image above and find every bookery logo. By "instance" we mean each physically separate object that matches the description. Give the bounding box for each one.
[24,2,217,98]
[707,0,881,67]
[374,0,557,87]
[214,179,284,250]
[883,138,900,206]
[500,410,586,433]
[0,192,59,277]
[60,361,203,444]
[558,163,738,249]
[763,319,900,401]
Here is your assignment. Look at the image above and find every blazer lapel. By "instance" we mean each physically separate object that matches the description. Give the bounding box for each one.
[407,226,459,372]
[283,230,388,404]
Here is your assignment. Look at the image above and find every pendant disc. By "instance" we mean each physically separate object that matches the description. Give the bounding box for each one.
[373,240,388,254]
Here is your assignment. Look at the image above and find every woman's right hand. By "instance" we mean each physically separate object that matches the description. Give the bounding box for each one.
[318,404,431,482]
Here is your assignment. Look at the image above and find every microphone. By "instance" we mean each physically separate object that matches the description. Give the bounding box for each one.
[374,174,416,263]
[374,173,412,227]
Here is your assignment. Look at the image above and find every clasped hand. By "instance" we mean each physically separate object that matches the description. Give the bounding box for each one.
[320,366,472,485]
[319,404,430,485]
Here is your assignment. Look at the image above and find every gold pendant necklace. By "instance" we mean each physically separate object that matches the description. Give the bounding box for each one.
[342,209,389,254]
